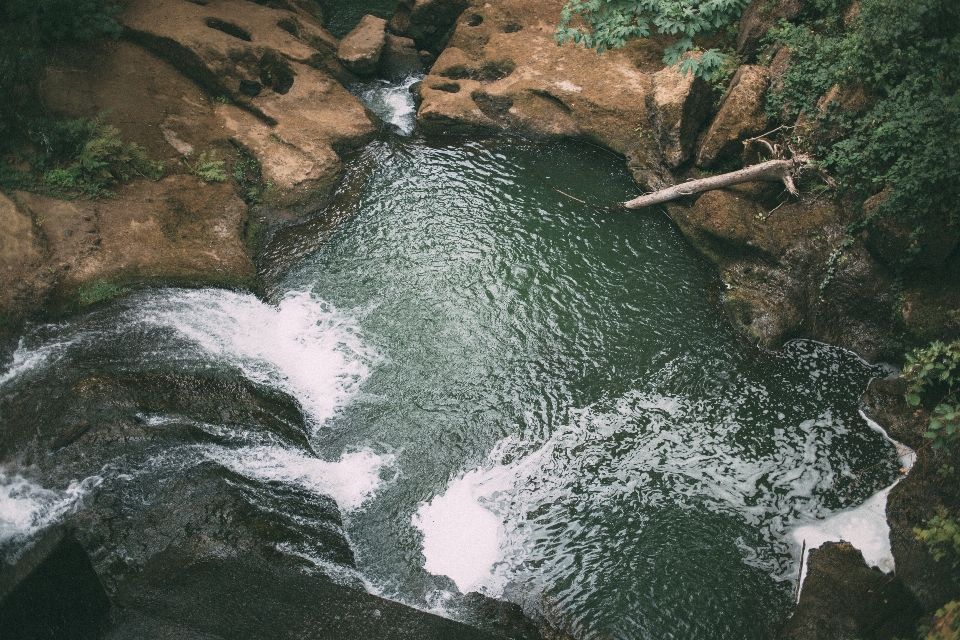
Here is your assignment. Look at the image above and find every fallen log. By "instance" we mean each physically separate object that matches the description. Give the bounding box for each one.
[622,156,811,210]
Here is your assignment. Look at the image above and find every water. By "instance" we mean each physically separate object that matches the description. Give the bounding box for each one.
[0,69,902,640]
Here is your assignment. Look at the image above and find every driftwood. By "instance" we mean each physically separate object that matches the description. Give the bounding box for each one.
[622,155,813,210]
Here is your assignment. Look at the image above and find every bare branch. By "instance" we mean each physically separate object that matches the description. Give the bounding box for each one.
[623,157,812,209]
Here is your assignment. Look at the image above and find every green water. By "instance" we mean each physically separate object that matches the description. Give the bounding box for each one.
[273,136,897,638]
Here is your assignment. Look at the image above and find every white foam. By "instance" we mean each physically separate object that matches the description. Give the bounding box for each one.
[354,76,422,135]
[136,289,377,432]
[0,470,101,557]
[793,486,894,574]
[0,337,71,387]
[202,445,395,511]
[790,413,915,593]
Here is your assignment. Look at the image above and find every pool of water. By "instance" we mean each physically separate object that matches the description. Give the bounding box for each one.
[0,23,902,640]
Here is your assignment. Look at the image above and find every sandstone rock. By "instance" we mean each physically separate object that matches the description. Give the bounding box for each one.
[737,0,805,58]
[337,14,388,75]
[782,542,921,640]
[379,34,425,79]
[696,65,770,168]
[646,55,713,168]
[119,0,377,211]
[415,0,663,185]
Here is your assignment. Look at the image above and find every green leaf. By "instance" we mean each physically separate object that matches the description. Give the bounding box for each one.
[907,393,921,406]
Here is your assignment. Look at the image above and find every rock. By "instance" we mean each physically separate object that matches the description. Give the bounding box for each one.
[646,53,714,168]
[737,0,805,58]
[863,188,960,271]
[696,65,770,168]
[119,0,377,212]
[781,542,921,640]
[389,0,472,54]
[379,34,425,79]
[337,14,388,75]
[0,527,111,640]
[415,0,664,186]
[13,175,256,311]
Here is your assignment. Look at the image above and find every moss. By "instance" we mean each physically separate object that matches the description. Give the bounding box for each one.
[78,279,125,306]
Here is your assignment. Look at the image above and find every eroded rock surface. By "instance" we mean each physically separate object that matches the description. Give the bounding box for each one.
[782,542,921,640]
[416,0,669,189]
[646,55,713,168]
[119,0,377,211]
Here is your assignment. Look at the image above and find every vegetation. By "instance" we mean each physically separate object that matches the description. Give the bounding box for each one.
[765,0,959,262]
[78,279,125,306]
[187,151,228,183]
[903,340,960,450]
[556,0,747,79]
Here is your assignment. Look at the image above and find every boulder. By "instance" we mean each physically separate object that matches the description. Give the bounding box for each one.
[737,0,805,58]
[119,0,377,212]
[781,542,921,640]
[379,34,425,79]
[415,0,665,188]
[389,0,472,54]
[646,54,713,168]
[337,14,388,75]
[696,65,770,168]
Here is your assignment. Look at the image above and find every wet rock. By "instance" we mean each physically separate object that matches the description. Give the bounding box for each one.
[782,542,921,640]
[863,189,960,271]
[461,592,545,639]
[696,65,769,168]
[379,34,425,79]
[737,0,805,58]
[646,53,713,168]
[389,0,472,54]
[337,14,388,75]
[0,527,111,640]
[106,549,501,640]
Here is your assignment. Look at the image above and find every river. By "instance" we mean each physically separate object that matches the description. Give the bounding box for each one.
[0,13,902,640]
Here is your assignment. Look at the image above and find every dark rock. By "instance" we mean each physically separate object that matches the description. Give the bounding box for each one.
[461,592,544,639]
[646,53,713,168]
[696,65,770,168]
[389,0,471,54]
[0,527,111,640]
[781,542,921,640]
[106,548,502,640]
[863,189,960,272]
[737,0,805,58]
[50,420,92,451]
[378,34,424,79]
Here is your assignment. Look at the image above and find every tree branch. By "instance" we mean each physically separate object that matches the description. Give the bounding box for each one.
[622,156,812,209]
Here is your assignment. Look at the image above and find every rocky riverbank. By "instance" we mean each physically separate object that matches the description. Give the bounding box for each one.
[1,0,957,638]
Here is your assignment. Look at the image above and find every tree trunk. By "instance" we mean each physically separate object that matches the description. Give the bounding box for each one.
[622,158,806,210]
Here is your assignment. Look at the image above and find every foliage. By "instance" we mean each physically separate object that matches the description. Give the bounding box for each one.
[903,340,960,450]
[233,147,266,207]
[766,0,960,248]
[923,601,960,640]
[555,0,749,79]
[78,279,124,306]
[2,117,164,198]
[187,151,227,183]
[916,507,960,569]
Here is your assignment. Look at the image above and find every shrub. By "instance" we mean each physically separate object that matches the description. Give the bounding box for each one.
[187,151,228,183]
[555,0,748,79]
[766,0,960,255]
[903,340,960,450]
